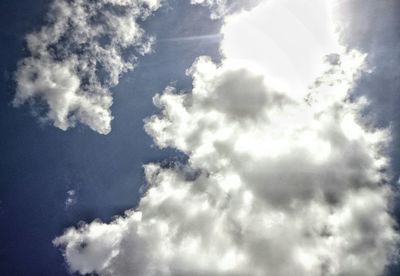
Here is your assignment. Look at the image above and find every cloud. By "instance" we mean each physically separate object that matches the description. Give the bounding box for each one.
[191,0,263,18]
[54,0,399,275]
[334,3,400,258]
[65,189,77,209]
[334,0,400,157]
[14,0,160,134]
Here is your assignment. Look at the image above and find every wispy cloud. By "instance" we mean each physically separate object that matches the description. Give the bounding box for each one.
[191,0,263,18]
[65,189,77,209]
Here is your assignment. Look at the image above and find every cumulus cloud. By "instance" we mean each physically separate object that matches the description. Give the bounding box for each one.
[14,0,160,134]
[54,0,399,275]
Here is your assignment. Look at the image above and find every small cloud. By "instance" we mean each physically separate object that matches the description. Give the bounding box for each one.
[191,0,263,18]
[14,0,161,134]
[65,189,77,209]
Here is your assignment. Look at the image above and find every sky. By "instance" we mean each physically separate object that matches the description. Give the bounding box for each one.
[1,0,400,275]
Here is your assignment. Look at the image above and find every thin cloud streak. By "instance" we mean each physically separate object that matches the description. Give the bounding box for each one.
[159,33,222,42]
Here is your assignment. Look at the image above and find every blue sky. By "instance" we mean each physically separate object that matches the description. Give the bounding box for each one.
[1,0,400,275]
[0,1,220,274]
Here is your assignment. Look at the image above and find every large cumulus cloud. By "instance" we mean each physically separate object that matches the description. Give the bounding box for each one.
[54,0,399,275]
[14,0,160,134]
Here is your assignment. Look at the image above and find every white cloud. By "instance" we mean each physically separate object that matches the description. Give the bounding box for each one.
[14,0,160,134]
[54,0,399,275]
[191,0,263,18]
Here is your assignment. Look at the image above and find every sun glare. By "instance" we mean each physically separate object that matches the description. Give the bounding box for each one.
[222,0,340,96]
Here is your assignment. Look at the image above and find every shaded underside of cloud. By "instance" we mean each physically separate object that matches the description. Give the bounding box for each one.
[53,1,399,275]
[14,0,160,134]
